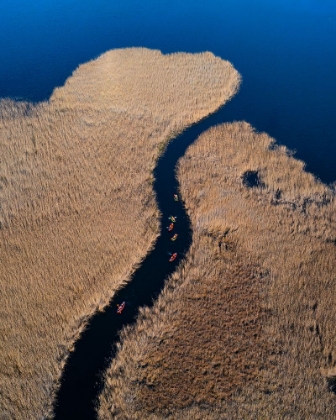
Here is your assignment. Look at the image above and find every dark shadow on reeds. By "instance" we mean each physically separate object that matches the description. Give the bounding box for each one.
[241,170,265,188]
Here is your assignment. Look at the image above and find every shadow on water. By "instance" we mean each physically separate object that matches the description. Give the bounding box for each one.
[52,102,237,419]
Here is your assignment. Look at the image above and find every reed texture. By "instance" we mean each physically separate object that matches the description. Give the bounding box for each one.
[0,48,240,419]
[99,122,336,419]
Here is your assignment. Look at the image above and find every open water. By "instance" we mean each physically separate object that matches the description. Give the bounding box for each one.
[1,0,335,183]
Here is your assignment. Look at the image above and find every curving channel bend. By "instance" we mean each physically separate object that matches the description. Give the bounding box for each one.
[52,104,233,420]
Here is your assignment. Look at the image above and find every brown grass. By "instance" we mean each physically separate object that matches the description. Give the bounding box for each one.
[99,122,336,419]
[0,48,240,419]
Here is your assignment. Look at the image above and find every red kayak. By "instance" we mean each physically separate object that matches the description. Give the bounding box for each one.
[117,301,125,314]
[169,253,177,262]
[167,223,174,232]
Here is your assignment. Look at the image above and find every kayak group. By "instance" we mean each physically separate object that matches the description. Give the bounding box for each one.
[168,194,179,262]
[117,194,180,314]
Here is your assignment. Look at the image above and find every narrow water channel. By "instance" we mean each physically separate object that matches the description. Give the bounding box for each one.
[52,104,234,419]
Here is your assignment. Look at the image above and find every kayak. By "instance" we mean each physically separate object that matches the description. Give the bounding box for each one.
[117,301,125,314]
[174,194,178,201]
[171,233,178,241]
[167,223,174,232]
[169,216,177,223]
[169,252,177,262]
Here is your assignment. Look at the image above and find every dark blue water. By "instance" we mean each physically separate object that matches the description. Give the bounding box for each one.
[1,0,336,183]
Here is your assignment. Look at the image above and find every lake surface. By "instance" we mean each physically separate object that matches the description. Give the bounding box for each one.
[1,0,336,183]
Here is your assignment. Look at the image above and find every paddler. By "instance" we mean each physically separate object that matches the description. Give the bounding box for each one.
[117,301,125,314]
[167,223,174,231]
[169,252,177,262]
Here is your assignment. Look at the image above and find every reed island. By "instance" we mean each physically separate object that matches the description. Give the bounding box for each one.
[0,48,240,419]
[99,123,336,419]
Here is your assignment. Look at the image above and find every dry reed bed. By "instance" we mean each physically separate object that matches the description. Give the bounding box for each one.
[0,48,240,419]
[99,122,336,419]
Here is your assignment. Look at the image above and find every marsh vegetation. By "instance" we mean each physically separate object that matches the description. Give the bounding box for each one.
[0,48,240,419]
[99,122,335,419]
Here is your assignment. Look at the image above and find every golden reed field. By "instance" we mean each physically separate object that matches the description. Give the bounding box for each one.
[0,48,240,419]
[99,122,336,419]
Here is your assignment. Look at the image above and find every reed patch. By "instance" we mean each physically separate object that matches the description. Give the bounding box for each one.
[99,122,335,419]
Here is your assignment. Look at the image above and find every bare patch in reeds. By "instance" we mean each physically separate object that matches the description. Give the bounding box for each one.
[0,48,240,419]
[99,122,335,419]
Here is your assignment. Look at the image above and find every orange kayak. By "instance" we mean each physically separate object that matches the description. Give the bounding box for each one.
[117,301,125,314]
[167,223,174,232]
[171,233,178,241]
[169,253,177,262]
